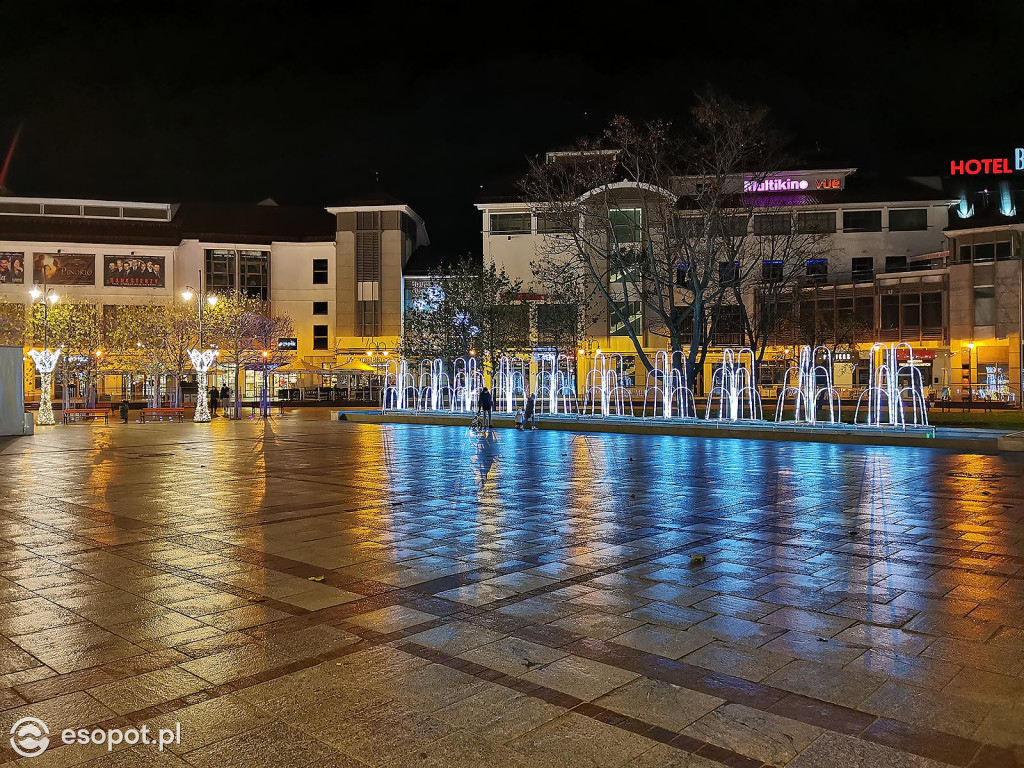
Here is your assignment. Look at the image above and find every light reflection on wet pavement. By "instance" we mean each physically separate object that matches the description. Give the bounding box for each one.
[0,412,1020,767]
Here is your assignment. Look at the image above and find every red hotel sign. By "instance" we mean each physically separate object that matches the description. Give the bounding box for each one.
[950,149,1024,175]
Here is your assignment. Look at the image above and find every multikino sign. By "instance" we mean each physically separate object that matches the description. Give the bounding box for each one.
[950,150,1024,175]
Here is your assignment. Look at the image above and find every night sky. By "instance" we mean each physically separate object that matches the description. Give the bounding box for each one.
[2,2,1023,255]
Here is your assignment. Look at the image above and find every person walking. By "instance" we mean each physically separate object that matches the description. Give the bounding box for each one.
[477,386,493,430]
[220,384,230,416]
[209,386,219,417]
[524,392,537,430]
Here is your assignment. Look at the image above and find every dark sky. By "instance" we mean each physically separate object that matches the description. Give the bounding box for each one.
[2,1,1024,255]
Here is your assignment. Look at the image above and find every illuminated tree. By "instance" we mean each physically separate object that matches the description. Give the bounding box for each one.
[0,299,27,346]
[31,300,103,408]
[400,259,528,374]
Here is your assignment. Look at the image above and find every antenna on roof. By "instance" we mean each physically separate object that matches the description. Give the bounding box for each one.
[0,122,23,195]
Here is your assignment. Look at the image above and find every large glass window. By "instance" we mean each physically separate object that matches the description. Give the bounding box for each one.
[490,212,532,235]
[997,240,1013,260]
[716,215,749,237]
[806,259,828,282]
[921,293,942,327]
[796,211,836,234]
[762,260,783,282]
[843,210,882,232]
[974,243,995,263]
[312,258,329,284]
[753,213,791,235]
[855,295,874,328]
[881,295,900,330]
[537,213,570,233]
[610,301,642,336]
[901,294,921,327]
[885,255,908,273]
[889,208,928,231]
[610,208,642,244]
[205,249,235,292]
[974,286,996,326]
[240,250,269,300]
[851,257,873,282]
[719,261,739,285]
[958,244,972,263]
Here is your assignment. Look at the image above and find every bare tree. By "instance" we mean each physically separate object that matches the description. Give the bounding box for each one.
[521,94,801,388]
[530,254,599,358]
[209,292,269,418]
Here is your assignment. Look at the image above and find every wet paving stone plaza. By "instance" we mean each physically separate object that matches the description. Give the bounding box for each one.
[0,412,1022,767]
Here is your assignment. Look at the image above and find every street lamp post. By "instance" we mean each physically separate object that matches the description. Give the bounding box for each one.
[182,269,218,423]
[28,275,60,426]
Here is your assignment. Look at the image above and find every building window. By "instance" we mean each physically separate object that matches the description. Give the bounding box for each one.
[922,293,942,328]
[489,212,532,235]
[855,295,874,328]
[610,301,642,336]
[537,213,570,233]
[901,294,921,327]
[796,211,836,234]
[888,208,928,231]
[716,215,749,237]
[762,260,783,282]
[312,301,328,315]
[881,295,900,330]
[205,249,235,292]
[610,209,642,244]
[806,259,828,282]
[958,245,972,263]
[358,301,379,336]
[842,210,882,232]
[851,257,873,282]
[753,213,791,235]
[312,325,329,350]
[997,240,1013,260]
[974,286,996,326]
[884,255,908,273]
[240,250,269,300]
[312,258,329,284]
[973,243,995,263]
[676,263,692,288]
[718,261,739,285]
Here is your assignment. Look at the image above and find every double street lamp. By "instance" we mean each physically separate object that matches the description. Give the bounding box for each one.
[28,279,60,426]
[182,270,218,423]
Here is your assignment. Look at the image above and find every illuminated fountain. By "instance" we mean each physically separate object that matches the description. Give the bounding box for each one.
[854,342,929,428]
[705,347,762,421]
[583,351,634,417]
[774,346,842,425]
[453,356,484,412]
[494,356,527,413]
[417,358,453,411]
[536,353,579,415]
[642,350,697,418]
[382,358,418,411]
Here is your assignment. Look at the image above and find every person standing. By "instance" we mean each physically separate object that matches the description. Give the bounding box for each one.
[220,384,230,416]
[209,386,219,417]
[119,399,130,424]
[477,386,493,429]
[524,392,537,430]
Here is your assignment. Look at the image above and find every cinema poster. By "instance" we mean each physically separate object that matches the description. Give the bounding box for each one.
[0,253,25,284]
[33,252,96,285]
[103,255,166,288]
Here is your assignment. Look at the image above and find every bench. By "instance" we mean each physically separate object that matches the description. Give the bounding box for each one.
[141,408,185,423]
[63,408,109,425]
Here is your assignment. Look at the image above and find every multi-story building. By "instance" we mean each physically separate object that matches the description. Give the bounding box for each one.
[476,162,978,396]
[0,193,428,401]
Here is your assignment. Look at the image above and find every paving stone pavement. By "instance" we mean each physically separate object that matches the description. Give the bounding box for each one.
[0,412,1021,767]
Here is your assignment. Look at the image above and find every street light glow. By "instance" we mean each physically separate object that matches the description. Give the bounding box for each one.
[181,289,194,301]
[29,287,41,300]
[207,294,218,306]
[48,293,59,304]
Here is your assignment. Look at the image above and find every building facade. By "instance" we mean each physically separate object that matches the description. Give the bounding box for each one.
[0,194,427,401]
[475,162,1000,397]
